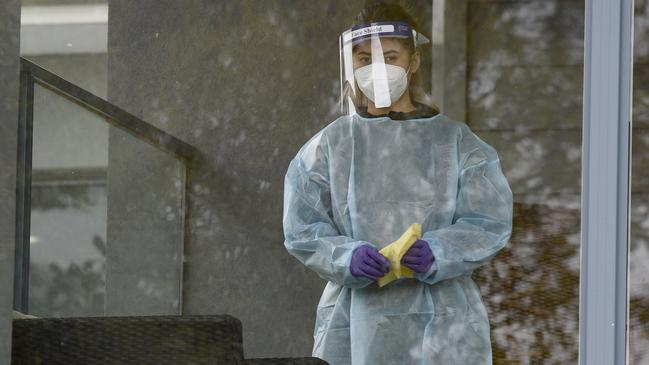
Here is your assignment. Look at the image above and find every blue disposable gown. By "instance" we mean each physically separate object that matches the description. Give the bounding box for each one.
[282,112,513,365]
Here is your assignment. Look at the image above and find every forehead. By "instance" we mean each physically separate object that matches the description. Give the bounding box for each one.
[352,38,409,53]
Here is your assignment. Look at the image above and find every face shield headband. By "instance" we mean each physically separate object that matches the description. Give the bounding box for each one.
[341,21,431,49]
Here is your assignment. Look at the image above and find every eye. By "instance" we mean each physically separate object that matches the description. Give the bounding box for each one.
[359,56,371,64]
[385,56,397,63]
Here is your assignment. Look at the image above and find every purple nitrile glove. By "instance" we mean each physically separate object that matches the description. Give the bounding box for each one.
[401,239,434,273]
[350,244,391,281]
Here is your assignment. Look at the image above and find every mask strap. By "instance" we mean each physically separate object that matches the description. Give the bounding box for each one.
[405,63,413,82]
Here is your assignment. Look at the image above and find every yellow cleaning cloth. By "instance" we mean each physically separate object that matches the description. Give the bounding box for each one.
[377,223,422,287]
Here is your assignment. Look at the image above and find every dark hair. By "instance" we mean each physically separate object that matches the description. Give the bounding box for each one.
[352,1,420,53]
[349,1,440,113]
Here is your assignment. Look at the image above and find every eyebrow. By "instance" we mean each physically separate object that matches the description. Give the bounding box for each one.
[355,50,400,56]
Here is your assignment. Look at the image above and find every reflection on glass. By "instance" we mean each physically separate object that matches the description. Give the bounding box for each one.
[281,0,585,363]
[104,123,186,316]
[27,82,186,318]
[28,84,109,317]
[20,1,109,91]
[14,0,588,360]
[465,0,584,363]
[20,0,111,317]
[630,0,649,363]
[29,184,107,317]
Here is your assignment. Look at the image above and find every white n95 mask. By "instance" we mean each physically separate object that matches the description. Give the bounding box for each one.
[354,63,410,108]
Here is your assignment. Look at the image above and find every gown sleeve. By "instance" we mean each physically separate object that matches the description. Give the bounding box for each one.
[414,123,514,285]
[283,131,374,289]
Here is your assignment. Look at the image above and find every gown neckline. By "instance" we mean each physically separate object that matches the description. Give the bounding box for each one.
[355,102,441,121]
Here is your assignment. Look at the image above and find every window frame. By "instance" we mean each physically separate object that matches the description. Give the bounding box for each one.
[579,0,634,364]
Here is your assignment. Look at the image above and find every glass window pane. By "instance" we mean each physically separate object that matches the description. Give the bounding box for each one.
[465,1,583,363]
[630,0,649,363]
[26,82,185,317]
[20,0,108,92]
[27,83,110,317]
[13,0,587,363]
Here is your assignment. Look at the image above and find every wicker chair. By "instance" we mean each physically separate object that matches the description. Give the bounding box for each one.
[244,359,327,364]
[12,314,327,365]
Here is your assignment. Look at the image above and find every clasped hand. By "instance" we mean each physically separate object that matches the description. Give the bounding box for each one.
[350,240,434,282]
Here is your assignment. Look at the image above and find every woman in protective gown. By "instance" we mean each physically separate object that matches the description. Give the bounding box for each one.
[282,3,513,364]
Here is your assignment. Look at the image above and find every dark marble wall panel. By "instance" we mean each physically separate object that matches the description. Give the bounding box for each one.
[466,0,585,195]
[633,63,649,127]
[105,126,185,315]
[478,129,581,196]
[467,2,585,359]
[467,64,583,131]
[0,1,20,363]
[632,129,649,194]
[106,0,433,358]
[468,0,584,67]
[631,1,649,362]
[635,0,649,64]
[629,193,649,364]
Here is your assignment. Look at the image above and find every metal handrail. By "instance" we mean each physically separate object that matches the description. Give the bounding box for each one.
[19,57,198,161]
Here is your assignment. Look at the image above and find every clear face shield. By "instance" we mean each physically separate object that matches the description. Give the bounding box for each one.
[339,21,431,115]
